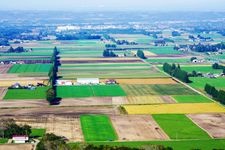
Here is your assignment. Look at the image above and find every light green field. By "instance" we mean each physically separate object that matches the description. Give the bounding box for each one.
[57,85,126,98]
[8,64,52,74]
[181,65,223,73]
[172,95,213,103]
[80,114,117,141]
[30,128,46,137]
[189,77,225,90]
[152,114,211,139]
[121,84,197,96]
[147,58,189,64]
[148,46,182,55]
[4,87,49,100]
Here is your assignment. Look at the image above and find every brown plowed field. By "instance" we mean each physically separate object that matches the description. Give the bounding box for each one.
[110,115,169,141]
[0,88,7,100]
[115,78,177,84]
[0,144,33,150]
[0,64,12,73]
[188,113,225,138]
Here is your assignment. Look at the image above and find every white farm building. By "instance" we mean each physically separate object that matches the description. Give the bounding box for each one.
[12,135,29,144]
[77,78,99,85]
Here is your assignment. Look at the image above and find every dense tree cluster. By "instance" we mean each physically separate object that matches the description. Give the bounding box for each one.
[205,84,225,104]
[0,119,31,139]
[105,44,117,49]
[212,63,225,74]
[103,49,117,57]
[7,46,26,53]
[163,63,190,83]
[56,33,101,40]
[172,31,181,37]
[0,38,10,46]
[188,43,225,52]
[137,50,146,59]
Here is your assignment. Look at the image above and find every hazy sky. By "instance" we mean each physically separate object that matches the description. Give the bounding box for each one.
[1,0,225,11]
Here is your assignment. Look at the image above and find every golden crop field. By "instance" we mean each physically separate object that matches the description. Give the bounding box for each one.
[123,103,225,114]
[115,78,177,84]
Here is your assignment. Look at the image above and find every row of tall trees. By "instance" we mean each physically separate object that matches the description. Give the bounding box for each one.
[205,84,225,104]
[46,47,59,104]
[163,63,190,83]
[7,46,26,53]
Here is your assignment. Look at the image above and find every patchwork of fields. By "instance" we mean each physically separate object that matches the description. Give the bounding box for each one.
[0,37,225,149]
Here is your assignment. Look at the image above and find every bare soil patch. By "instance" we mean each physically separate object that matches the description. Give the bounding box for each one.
[110,115,169,141]
[188,113,225,138]
[16,115,84,141]
[0,64,12,74]
[0,88,7,100]
[0,144,33,150]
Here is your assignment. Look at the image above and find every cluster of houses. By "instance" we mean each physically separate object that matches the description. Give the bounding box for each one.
[203,73,224,78]
[0,61,25,65]
[57,78,117,86]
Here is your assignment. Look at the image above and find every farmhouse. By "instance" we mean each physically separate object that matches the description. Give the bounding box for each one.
[12,135,29,144]
[77,78,99,85]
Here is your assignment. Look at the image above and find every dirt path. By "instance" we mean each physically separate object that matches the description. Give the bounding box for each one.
[0,100,48,108]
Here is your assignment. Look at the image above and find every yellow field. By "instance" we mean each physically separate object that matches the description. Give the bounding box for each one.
[115,78,177,84]
[0,80,45,87]
[124,103,225,114]
[131,50,157,56]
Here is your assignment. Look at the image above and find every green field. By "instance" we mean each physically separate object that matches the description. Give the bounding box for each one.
[172,95,213,103]
[181,65,223,74]
[80,114,117,141]
[189,77,225,90]
[4,87,49,100]
[152,114,211,139]
[148,46,182,55]
[78,139,225,150]
[146,58,189,64]
[57,85,126,98]
[121,84,197,96]
[0,138,8,144]
[8,64,52,74]
[30,128,46,137]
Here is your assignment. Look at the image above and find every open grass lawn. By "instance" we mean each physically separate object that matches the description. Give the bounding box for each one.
[172,95,213,103]
[189,77,225,90]
[152,114,211,139]
[148,46,182,55]
[8,64,52,73]
[80,139,225,150]
[0,138,8,144]
[30,128,46,137]
[57,85,126,98]
[80,114,117,141]
[121,84,197,96]
[4,87,49,100]
[181,65,223,74]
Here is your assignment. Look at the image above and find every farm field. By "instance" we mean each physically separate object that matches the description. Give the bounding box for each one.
[0,64,12,73]
[0,139,8,144]
[110,115,168,141]
[30,128,46,137]
[17,115,83,141]
[188,113,225,138]
[172,95,213,103]
[3,87,49,100]
[8,64,52,74]
[148,46,182,55]
[123,103,225,114]
[189,77,225,90]
[109,34,154,44]
[121,84,197,96]
[57,85,126,98]
[126,95,175,104]
[146,58,189,64]
[80,114,117,141]
[85,139,225,150]
[0,88,7,99]
[181,65,223,73]
[114,78,177,84]
[152,114,211,139]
